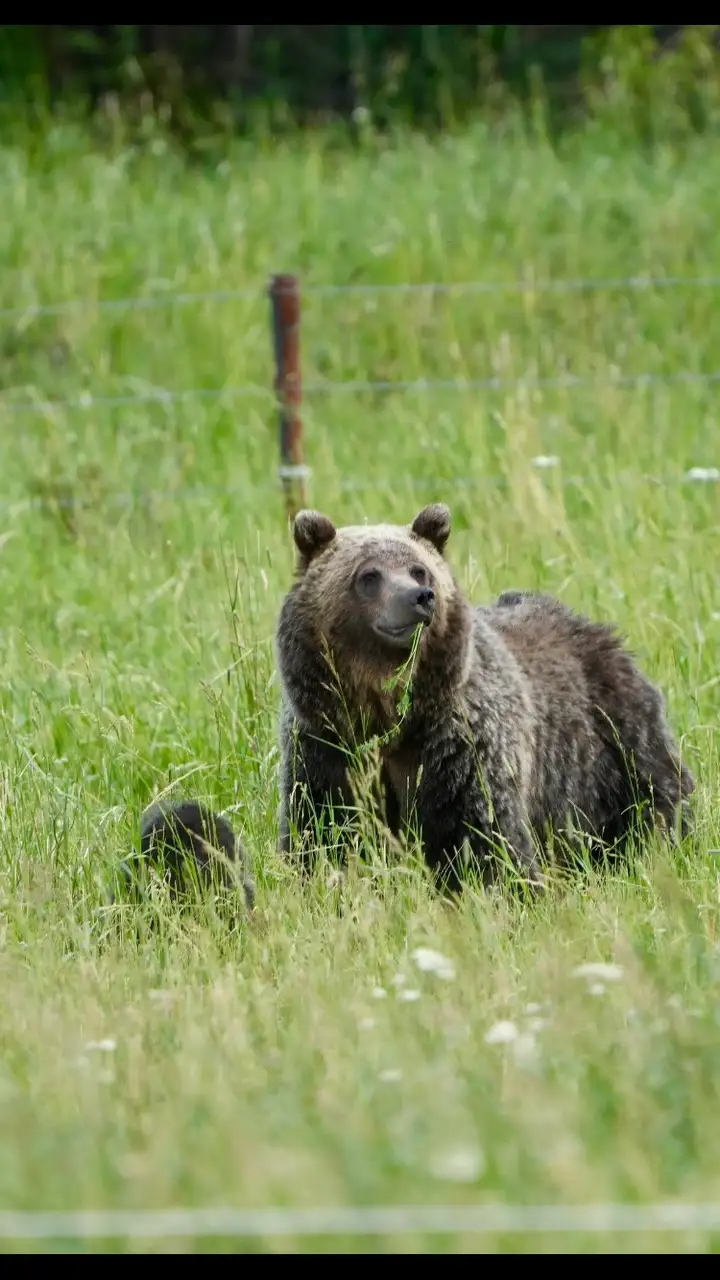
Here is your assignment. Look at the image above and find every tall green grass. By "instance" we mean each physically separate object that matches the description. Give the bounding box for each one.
[0,100,720,1251]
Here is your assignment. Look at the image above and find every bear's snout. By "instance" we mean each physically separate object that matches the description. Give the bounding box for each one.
[411,585,435,621]
[372,583,436,644]
[392,584,435,627]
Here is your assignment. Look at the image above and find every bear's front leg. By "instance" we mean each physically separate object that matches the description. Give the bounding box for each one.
[412,731,541,894]
[279,720,357,870]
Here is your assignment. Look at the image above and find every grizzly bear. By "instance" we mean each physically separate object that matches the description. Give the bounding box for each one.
[275,503,694,892]
[119,800,255,913]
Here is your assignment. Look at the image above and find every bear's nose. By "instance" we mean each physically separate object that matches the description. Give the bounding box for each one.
[412,586,435,620]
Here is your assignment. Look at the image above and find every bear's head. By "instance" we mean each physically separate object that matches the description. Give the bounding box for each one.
[289,503,456,658]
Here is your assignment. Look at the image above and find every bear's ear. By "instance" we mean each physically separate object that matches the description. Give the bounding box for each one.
[411,503,451,555]
[293,509,337,569]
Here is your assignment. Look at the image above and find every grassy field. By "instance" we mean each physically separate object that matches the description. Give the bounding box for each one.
[1,106,720,1253]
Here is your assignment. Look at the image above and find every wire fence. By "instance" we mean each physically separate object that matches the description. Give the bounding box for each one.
[4,269,720,321]
[3,463,718,519]
[3,370,720,418]
[3,269,720,512]
[0,1202,719,1240]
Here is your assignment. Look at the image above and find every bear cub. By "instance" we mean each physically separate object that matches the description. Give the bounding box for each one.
[276,502,693,891]
[119,800,255,914]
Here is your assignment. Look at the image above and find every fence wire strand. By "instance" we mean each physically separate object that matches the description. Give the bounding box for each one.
[2,464,718,517]
[3,368,720,418]
[4,270,720,322]
[0,1202,719,1240]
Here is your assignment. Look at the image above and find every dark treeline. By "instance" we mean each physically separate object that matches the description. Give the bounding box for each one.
[0,25,713,133]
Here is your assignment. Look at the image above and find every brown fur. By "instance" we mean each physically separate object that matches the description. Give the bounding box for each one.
[276,505,694,893]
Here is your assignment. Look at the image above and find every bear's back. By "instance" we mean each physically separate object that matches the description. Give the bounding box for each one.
[478,590,663,750]
[479,592,637,700]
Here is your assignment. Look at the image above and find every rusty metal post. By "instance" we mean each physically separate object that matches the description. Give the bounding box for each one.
[269,273,309,521]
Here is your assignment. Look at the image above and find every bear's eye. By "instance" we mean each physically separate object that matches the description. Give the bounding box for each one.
[357,568,382,591]
[409,564,428,585]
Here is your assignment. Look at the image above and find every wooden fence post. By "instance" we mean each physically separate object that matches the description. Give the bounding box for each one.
[268,273,309,521]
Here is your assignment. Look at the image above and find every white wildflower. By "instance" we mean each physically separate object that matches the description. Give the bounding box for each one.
[527,1017,549,1034]
[390,973,407,988]
[411,947,456,980]
[398,988,421,1003]
[573,962,623,982]
[85,1039,117,1053]
[589,982,606,996]
[484,1020,519,1045]
[148,989,174,1008]
[428,1144,485,1183]
[512,1032,538,1065]
[525,1002,543,1015]
[378,1068,403,1084]
[686,466,720,482]
[372,986,388,1000]
[358,1017,376,1031]
[531,454,560,469]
